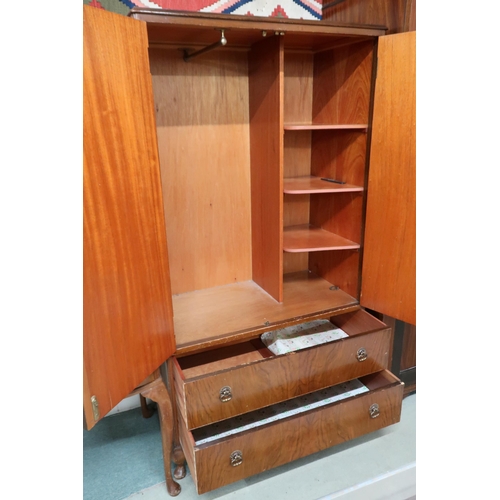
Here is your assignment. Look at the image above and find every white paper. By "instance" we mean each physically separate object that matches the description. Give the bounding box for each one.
[260,319,348,355]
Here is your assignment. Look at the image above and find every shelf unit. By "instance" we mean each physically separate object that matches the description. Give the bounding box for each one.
[282,42,374,298]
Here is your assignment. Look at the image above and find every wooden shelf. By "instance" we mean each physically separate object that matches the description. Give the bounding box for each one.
[283,224,360,253]
[284,124,368,131]
[284,176,364,194]
[172,271,359,355]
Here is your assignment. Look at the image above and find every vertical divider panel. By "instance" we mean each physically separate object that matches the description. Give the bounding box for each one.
[249,35,284,302]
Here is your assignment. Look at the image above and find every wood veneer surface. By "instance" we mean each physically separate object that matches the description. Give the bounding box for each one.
[307,41,374,301]
[312,42,374,124]
[384,315,416,371]
[283,224,360,252]
[175,326,391,430]
[131,9,386,50]
[188,370,403,493]
[150,48,252,295]
[249,36,284,302]
[284,176,363,193]
[83,6,176,428]
[283,52,313,273]
[172,271,359,355]
[361,32,416,325]
[285,124,367,130]
[323,0,408,34]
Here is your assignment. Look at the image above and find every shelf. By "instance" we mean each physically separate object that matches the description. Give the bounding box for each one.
[284,124,368,131]
[172,271,359,355]
[284,176,364,194]
[283,225,360,253]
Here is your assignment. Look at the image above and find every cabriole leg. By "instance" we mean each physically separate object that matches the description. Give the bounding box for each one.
[140,378,181,497]
[167,359,186,480]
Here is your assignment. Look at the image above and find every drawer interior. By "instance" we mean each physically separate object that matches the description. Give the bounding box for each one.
[191,370,399,446]
[176,308,387,380]
[176,339,274,379]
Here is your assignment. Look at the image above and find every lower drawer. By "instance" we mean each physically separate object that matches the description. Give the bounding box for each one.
[178,369,404,494]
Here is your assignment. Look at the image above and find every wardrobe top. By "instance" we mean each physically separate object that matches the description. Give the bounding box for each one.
[129,8,387,49]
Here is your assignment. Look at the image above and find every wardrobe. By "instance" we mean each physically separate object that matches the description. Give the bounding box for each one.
[83,5,415,496]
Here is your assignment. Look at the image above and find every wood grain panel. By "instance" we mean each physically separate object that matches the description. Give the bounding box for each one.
[284,52,313,124]
[401,322,416,370]
[311,129,368,187]
[173,359,188,426]
[149,48,252,295]
[285,124,367,130]
[308,189,364,299]
[330,308,389,334]
[312,41,374,124]
[177,407,197,486]
[172,271,359,355]
[283,224,360,252]
[131,10,386,44]
[188,370,403,493]
[175,328,391,429]
[283,130,312,273]
[284,131,312,178]
[405,0,416,32]
[361,32,416,325]
[284,177,363,193]
[249,36,284,301]
[323,0,408,34]
[309,250,360,299]
[310,192,364,244]
[177,340,272,379]
[283,195,310,228]
[283,254,309,275]
[83,6,176,429]
[383,315,416,371]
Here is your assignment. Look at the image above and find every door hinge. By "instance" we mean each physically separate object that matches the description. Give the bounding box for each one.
[91,395,100,422]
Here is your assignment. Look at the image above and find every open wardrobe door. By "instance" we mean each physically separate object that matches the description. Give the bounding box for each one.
[83,6,176,429]
[361,31,416,326]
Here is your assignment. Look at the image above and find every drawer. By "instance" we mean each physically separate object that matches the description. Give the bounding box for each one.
[173,309,391,430]
[179,370,404,494]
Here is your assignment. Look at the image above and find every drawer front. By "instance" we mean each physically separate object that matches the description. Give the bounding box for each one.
[181,371,403,494]
[177,327,391,429]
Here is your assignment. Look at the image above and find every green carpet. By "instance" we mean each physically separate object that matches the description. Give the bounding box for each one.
[83,407,165,500]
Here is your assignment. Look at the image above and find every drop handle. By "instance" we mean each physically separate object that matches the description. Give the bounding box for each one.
[219,386,232,402]
[369,403,380,419]
[356,347,368,362]
[230,450,243,467]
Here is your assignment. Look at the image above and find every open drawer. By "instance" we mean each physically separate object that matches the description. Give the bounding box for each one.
[178,370,404,494]
[173,308,392,429]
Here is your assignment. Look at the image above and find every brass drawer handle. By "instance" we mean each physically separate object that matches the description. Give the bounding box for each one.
[369,403,380,419]
[219,386,232,402]
[230,450,243,467]
[356,347,368,362]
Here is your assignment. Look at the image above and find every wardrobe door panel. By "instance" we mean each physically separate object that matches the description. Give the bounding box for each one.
[83,6,175,429]
[361,31,416,325]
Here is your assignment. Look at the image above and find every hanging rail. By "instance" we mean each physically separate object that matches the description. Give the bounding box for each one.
[183,29,227,62]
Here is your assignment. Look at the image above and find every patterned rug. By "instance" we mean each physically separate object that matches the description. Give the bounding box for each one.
[83,0,323,20]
